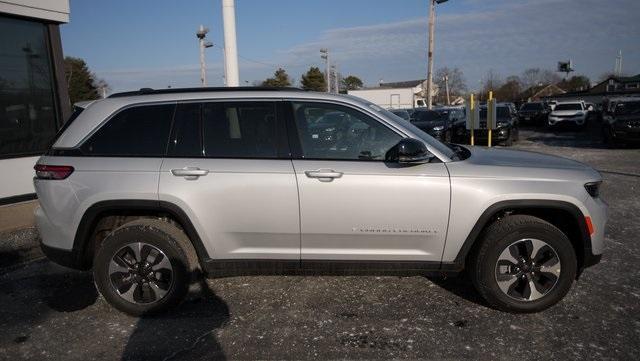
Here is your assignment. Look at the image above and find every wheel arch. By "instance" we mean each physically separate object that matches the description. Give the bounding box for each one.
[452,200,595,276]
[72,200,211,270]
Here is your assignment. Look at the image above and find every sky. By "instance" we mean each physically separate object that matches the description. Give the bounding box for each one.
[60,0,640,93]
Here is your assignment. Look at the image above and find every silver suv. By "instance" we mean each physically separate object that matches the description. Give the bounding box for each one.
[34,88,606,315]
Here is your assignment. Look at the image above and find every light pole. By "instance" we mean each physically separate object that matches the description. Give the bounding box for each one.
[426,0,448,109]
[320,48,330,93]
[196,25,213,86]
[222,0,240,87]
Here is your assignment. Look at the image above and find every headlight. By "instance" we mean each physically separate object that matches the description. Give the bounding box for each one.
[497,121,509,128]
[432,125,445,131]
[584,181,601,198]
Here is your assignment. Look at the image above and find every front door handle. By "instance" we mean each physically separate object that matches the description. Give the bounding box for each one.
[305,169,343,182]
[171,167,209,180]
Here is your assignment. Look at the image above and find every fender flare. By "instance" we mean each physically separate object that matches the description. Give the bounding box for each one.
[451,199,593,268]
[72,200,211,269]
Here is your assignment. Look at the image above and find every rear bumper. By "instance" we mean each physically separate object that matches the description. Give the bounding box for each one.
[40,242,85,269]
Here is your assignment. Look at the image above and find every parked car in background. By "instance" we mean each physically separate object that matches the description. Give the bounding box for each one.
[433,106,467,142]
[388,108,411,121]
[518,102,550,126]
[411,108,453,142]
[548,102,588,128]
[602,97,640,147]
[470,104,519,146]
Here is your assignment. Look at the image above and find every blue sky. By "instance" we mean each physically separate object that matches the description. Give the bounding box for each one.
[61,0,640,92]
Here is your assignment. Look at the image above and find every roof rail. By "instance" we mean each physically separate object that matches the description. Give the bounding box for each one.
[108,86,304,98]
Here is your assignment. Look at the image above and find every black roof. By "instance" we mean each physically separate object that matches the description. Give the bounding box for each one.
[108,86,304,98]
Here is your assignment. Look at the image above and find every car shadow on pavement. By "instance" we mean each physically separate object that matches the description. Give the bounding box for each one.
[121,279,230,361]
[44,271,99,312]
[425,274,489,308]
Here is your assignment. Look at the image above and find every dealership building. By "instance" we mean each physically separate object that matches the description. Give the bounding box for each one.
[0,1,70,228]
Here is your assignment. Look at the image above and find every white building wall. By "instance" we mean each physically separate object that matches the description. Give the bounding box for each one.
[0,0,69,23]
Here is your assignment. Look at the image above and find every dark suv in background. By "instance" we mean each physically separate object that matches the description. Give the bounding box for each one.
[469,104,519,146]
[602,97,640,147]
[410,108,453,142]
[518,102,550,126]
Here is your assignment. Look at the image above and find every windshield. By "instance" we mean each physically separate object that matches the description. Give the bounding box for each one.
[415,110,445,122]
[480,107,510,119]
[615,101,640,114]
[555,103,582,111]
[521,103,543,111]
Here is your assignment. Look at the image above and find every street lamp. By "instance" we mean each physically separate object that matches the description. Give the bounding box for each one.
[426,0,449,109]
[196,25,213,86]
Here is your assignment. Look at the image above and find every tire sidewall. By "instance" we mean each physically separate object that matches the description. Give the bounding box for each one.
[94,224,190,316]
[476,223,577,313]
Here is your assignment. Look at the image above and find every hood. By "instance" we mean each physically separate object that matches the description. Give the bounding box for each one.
[551,110,584,116]
[447,146,602,182]
[466,146,588,170]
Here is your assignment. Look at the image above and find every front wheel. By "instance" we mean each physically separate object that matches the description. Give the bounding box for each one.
[468,215,577,313]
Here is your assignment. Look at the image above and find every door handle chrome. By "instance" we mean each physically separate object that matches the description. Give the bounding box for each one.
[305,169,343,182]
[171,167,209,179]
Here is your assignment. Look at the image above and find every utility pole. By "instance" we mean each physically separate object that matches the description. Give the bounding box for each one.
[444,74,450,105]
[615,50,623,76]
[222,0,240,86]
[196,25,213,86]
[320,48,330,93]
[332,64,339,93]
[426,0,448,109]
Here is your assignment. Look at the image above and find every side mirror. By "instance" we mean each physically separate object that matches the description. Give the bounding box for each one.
[385,138,434,164]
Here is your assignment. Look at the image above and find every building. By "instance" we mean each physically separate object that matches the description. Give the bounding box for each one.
[541,74,640,104]
[0,1,70,229]
[521,84,566,102]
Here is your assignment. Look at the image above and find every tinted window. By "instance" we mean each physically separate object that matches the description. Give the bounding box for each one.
[521,103,543,111]
[168,103,202,157]
[202,102,278,158]
[416,110,444,122]
[0,17,59,158]
[614,101,640,115]
[293,102,401,160]
[82,104,175,156]
[554,103,582,111]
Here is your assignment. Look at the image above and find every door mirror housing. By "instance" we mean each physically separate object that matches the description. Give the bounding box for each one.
[385,138,434,164]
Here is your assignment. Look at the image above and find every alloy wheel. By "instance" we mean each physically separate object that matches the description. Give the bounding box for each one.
[108,242,174,304]
[494,238,561,301]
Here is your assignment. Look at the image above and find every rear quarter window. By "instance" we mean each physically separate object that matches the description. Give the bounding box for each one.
[81,103,175,156]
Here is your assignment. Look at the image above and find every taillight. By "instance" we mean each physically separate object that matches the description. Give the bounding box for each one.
[34,164,74,180]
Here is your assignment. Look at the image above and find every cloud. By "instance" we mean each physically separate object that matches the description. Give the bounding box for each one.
[277,0,640,87]
[97,0,640,92]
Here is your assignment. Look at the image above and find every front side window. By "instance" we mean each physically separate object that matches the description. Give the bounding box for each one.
[81,104,175,156]
[0,17,59,158]
[292,102,401,161]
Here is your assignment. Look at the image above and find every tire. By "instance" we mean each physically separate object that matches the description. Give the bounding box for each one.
[468,215,577,313]
[93,219,198,316]
[502,130,513,146]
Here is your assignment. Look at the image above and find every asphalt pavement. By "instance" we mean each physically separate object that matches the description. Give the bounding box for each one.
[1,123,639,360]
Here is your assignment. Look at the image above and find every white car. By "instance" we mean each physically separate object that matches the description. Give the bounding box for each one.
[548,102,588,127]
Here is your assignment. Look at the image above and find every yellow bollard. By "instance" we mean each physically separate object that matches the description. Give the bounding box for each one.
[488,91,493,147]
[470,94,475,146]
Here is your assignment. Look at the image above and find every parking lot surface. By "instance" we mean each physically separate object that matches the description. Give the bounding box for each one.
[1,125,639,360]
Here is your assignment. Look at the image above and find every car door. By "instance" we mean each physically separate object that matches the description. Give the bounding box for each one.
[287,100,450,263]
[159,100,300,261]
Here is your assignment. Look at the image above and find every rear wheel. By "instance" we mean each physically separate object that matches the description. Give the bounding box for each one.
[469,215,577,313]
[94,219,198,316]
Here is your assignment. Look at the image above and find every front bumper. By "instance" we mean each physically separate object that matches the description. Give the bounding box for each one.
[40,242,85,269]
[467,127,510,141]
[548,115,587,126]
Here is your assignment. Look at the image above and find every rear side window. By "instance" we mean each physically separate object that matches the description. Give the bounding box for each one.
[202,102,278,158]
[82,104,175,156]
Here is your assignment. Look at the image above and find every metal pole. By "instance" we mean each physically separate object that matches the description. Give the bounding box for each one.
[426,0,435,109]
[470,93,475,146]
[488,91,493,147]
[222,0,239,86]
[326,52,331,93]
[444,74,450,105]
[199,27,206,86]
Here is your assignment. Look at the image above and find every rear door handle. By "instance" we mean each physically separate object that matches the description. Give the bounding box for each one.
[171,167,209,180]
[305,169,343,182]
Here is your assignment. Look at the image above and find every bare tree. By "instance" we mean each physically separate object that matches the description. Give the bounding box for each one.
[434,67,467,103]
